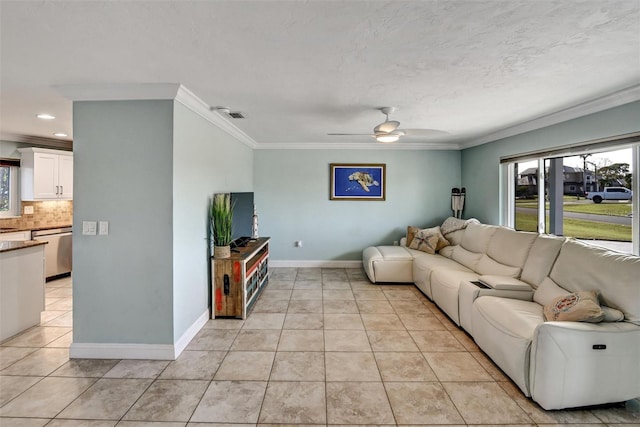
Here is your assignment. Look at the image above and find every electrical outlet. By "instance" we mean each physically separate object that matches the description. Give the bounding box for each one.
[295,240,303,247]
[82,221,97,235]
[23,205,34,215]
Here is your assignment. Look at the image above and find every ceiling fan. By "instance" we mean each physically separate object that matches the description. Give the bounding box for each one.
[328,107,448,143]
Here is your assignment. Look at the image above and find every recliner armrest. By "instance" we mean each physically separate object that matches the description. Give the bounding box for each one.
[478,275,532,291]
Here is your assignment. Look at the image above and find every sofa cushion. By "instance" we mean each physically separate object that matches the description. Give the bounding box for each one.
[520,235,565,287]
[412,251,471,299]
[406,226,419,247]
[487,227,538,269]
[476,254,521,277]
[543,291,604,323]
[439,245,455,258]
[550,239,640,325]
[444,229,465,246]
[451,246,483,271]
[460,222,498,253]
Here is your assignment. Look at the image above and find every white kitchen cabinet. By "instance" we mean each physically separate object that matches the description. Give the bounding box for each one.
[18,147,73,200]
[0,230,31,241]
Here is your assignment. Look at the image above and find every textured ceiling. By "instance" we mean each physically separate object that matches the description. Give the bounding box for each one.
[1,0,639,149]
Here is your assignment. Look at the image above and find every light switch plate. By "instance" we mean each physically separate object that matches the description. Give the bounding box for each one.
[99,221,109,235]
[82,221,97,235]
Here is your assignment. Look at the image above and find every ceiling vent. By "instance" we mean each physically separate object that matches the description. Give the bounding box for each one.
[227,111,245,119]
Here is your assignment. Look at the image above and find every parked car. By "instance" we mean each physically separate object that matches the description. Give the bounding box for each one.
[585,186,633,203]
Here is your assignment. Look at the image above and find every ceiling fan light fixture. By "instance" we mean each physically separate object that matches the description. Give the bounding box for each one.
[375,133,400,143]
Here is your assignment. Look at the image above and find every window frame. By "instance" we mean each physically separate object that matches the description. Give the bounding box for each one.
[0,162,20,218]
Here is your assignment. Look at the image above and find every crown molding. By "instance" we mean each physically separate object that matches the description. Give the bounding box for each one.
[54,83,258,149]
[1,132,73,151]
[256,141,461,150]
[460,84,640,150]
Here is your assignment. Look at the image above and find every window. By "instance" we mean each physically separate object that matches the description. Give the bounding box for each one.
[503,137,639,256]
[0,159,20,218]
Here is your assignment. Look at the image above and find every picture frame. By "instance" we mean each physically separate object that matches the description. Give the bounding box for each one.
[329,163,386,201]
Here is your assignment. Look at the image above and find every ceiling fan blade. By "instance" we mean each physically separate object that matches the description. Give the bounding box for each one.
[374,120,400,134]
[327,133,374,136]
[400,129,450,137]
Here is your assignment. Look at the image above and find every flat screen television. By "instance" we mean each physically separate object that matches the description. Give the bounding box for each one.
[230,192,254,247]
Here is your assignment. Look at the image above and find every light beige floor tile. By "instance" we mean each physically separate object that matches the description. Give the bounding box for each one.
[0,419,53,427]
[326,381,394,424]
[322,268,348,280]
[409,330,466,352]
[390,299,433,313]
[52,359,119,377]
[0,376,96,418]
[293,280,323,290]
[353,289,388,300]
[186,328,239,350]
[45,331,73,348]
[324,330,371,351]
[2,326,71,347]
[0,347,38,370]
[214,351,275,380]
[443,381,532,424]
[296,268,322,280]
[470,351,510,381]
[349,280,377,289]
[270,351,325,381]
[45,287,73,298]
[48,420,117,426]
[242,313,286,329]
[498,379,602,424]
[266,279,295,289]
[367,330,420,352]
[287,299,323,313]
[323,280,351,290]
[323,313,364,330]
[56,378,152,420]
[323,300,359,314]
[374,352,437,381]
[202,318,244,329]
[325,352,380,381]
[431,311,459,330]
[159,350,226,380]
[424,352,493,381]
[123,379,209,422]
[258,381,326,424]
[251,298,289,313]
[356,300,395,314]
[0,375,42,406]
[103,360,169,379]
[40,310,67,324]
[450,329,479,351]
[0,348,69,376]
[399,312,447,331]
[290,289,323,300]
[190,380,266,423]
[283,313,323,329]
[230,329,281,351]
[385,381,465,424]
[323,289,354,300]
[383,288,420,300]
[346,268,367,280]
[589,397,640,423]
[278,330,324,351]
[45,298,73,311]
[361,313,405,330]
[270,267,297,281]
[260,289,292,300]
[43,311,73,327]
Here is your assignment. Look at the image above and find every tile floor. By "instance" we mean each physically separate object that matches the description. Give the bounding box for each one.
[1,268,639,426]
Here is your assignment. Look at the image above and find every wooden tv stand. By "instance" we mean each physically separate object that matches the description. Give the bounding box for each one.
[212,237,270,319]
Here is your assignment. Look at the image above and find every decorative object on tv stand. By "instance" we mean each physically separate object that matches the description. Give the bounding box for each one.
[211,193,234,258]
[251,205,259,239]
[451,187,466,218]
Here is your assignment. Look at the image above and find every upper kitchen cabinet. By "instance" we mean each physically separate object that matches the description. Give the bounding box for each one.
[18,147,73,200]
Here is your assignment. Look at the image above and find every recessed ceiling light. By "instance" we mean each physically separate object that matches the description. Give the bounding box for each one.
[36,113,55,120]
[53,132,68,137]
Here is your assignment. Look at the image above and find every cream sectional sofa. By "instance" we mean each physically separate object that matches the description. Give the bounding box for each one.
[362,221,640,410]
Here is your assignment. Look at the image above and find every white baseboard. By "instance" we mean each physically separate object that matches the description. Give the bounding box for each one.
[269,260,363,268]
[173,309,209,358]
[70,309,210,360]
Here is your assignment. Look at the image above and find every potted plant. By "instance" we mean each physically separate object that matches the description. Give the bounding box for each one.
[210,193,233,258]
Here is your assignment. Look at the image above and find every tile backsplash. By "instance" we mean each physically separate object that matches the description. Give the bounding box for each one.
[0,200,73,230]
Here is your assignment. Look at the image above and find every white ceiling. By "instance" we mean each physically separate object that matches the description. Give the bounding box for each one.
[1,0,639,149]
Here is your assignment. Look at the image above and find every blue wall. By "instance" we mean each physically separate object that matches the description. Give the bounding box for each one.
[254,149,461,261]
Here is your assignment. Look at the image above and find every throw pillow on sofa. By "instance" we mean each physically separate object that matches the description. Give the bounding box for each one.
[406,226,419,247]
[409,226,450,254]
[543,291,605,323]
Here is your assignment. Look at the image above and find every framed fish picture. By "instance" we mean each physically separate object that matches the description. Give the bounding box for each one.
[329,163,386,201]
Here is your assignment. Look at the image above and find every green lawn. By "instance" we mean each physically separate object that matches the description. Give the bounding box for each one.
[515,212,631,241]
[516,199,631,217]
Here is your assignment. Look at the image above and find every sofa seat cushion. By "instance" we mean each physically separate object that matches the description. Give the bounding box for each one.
[362,246,414,284]
[430,269,480,325]
[412,252,472,299]
[471,296,544,395]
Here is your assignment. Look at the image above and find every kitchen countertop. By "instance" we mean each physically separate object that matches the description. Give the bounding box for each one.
[0,224,72,234]
[0,240,47,253]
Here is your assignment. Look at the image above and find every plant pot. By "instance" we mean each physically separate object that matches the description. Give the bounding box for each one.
[214,245,231,258]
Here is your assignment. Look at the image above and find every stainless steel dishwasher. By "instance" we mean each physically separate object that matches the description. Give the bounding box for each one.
[32,227,72,279]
